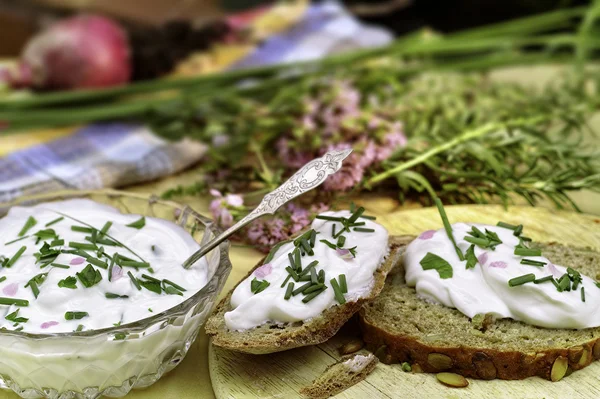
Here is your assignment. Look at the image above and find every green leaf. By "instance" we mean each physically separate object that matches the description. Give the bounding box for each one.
[250,278,270,294]
[263,239,291,264]
[76,264,102,288]
[126,217,146,229]
[58,276,77,289]
[465,245,477,269]
[420,252,453,279]
[5,309,28,323]
[65,311,89,320]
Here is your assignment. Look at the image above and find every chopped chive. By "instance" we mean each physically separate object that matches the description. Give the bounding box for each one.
[298,275,312,282]
[0,277,5,283]
[359,215,376,220]
[581,287,586,302]
[339,274,347,293]
[6,246,26,268]
[330,278,346,304]
[337,236,346,247]
[299,260,319,277]
[50,263,70,269]
[348,207,365,223]
[87,256,108,269]
[97,246,104,258]
[108,257,115,282]
[163,279,186,292]
[533,275,554,284]
[316,215,343,222]
[285,266,299,281]
[49,239,64,247]
[71,226,93,233]
[86,236,119,246]
[520,259,546,267]
[128,271,141,290]
[76,324,84,332]
[141,274,161,283]
[69,242,96,251]
[295,248,301,270]
[302,287,326,303]
[105,292,129,299]
[434,198,464,261]
[496,221,518,230]
[354,227,375,233]
[299,238,313,256]
[464,236,489,247]
[27,282,39,298]
[310,267,318,284]
[350,203,356,213]
[514,248,542,257]
[320,239,337,250]
[520,236,533,242]
[309,230,317,247]
[348,221,366,227]
[18,216,37,237]
[45,216,64,227]
[90,229,98,245]
[284,282,294,300]
[508,273,536,287]
[65,311,88,320]
[119,260,150,268]
[303,283,325,295]
[126,217,146,229]
[514,225,523,236]
[318,269,325,284]
[100,221,113,235]
[288,252,296,269]
[280,274,292,288]
[292,282,312,296]
[558,274,571,291]
[58,276,77,289]
[332,224,337,237]
[552,278,563,292]
[5,236,29,245]
[469,226,486,238]
[0,297,28,306]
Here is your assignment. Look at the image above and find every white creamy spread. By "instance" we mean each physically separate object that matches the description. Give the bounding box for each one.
[405,223,600,329]
[224,210,389,331]
[0,199,207,333]
[343,353,375,373]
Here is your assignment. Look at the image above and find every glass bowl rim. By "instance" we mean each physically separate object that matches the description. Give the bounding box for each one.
[0,189,231,340]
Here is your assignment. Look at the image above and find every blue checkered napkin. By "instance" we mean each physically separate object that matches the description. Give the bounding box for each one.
[0,124,207,203]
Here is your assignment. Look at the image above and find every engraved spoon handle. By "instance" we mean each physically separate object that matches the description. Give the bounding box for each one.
[183,149,353,268]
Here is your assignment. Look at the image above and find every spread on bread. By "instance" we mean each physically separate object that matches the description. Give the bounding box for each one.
[405,201,600,329]
[0,199,207,333]
[224,208,389,331]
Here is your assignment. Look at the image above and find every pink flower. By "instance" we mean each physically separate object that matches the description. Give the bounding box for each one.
[374,128,408,162]
[209,190,243,229]
[548,263,561,278]
[2,283,18,297]
[247,218,287,252]
[287,203,311,234]
[111,265,123,281]
[276,138,314,169]
[70,257,85,265]
[254,263,272,278]
[41,321,59,329]
[489,261,507,268]
[418,230,436,240]
[322,143,365,191]
[477,252,488,266]
[336,248,354,260]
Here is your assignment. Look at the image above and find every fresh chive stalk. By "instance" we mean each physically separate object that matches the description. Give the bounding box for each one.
[508,273,536,287]
[514,248,542,257]
[434,198,464,261]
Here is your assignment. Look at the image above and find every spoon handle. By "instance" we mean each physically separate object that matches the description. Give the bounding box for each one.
[183,149,352,268]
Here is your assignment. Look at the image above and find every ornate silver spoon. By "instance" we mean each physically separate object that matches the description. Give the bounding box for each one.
[183,149,352,269]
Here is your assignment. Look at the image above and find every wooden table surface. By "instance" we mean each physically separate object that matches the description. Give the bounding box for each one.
[0,65,599,399]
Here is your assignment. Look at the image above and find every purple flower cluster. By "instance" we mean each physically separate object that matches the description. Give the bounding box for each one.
[209,189,244,228]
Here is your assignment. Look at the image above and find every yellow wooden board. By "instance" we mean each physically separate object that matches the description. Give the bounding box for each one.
[209,204,600,399]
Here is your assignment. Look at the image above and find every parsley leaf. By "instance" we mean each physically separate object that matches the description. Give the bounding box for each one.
[5,309,28,323]
[76,264,102,288]
[58,276,78,289]
[250,278,270,294]
[420,252,453,279]
[126,217,146,229]
[465,245,477,270]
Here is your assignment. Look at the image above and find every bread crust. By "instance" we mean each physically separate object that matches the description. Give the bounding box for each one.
[359,239,600,381]
[205,236,410,354]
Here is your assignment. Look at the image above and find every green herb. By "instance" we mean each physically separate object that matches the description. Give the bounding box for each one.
[76,324,84,332]
[33,242,60,266]
[148,308,153,312]
[85,256,108,269]
[464,236,489,248]
[86,236,119,246]
[280,274,292,288]
[330,278,346,304]
[302,288,327,303]
[336,236,346,247]
[496,221,518,230]
[316,215,343,222]
[5,309,28,323]
[285,267,299,281]
[118,260,151,268]
[514,248,542,257]
[581,286,586,302]
[318,269,325,284]
[105,292,129,299]
[558,274,571,291]
[126,217,146,229]
[100,221,113,235]
[310,267,318,284]
[332,224,337,237]
[309,230,317,247]
[303,283,325,295]
[263,240,291,265]
[33,229,57,241]
[465,244,477,269]
[520,259,546,267]
[4,236,29,245]
[5,246,26,268]
[45,217,64,227]
[401,362,412,372]
[514,225,523,236]
[0,277,5,283]
[58,276,77,289]
[50,239,64,247]
[18,216,37,237]
[0,297,28,306]
[69,242,96,251]
[163,279,186,292]
[508,273,536,287]
[71,226,93,233]
[284,282,294,300]
[163,285,184,296]
[339,274,347,294]
[420,252,453,279]
[552,278,563,292]
[114,332,128,340]
[65,311,88,320]
[76,264,102,288]
[534,275,555,284]
[250,278,270,294]
[139,278,162,294]
[520,236,533,242]
[25,273,48,298]
[128,271,141,290]
[320,239,337,250]
[348,207,365,224]
[434,198,464,261]
[299,238,313,256]
[292,282,312,296]
[353,227,375,233]
[295,247,302,269]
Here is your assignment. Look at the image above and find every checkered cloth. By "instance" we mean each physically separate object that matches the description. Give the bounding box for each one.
[0,1,392,203]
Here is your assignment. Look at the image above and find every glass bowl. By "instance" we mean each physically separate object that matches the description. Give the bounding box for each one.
[0,190,232,399]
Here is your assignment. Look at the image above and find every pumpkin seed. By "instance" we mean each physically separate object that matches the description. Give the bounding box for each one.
[551,356,568,382]
[339,338,364,355]
[428,353,453,370]
[436,372,469,388]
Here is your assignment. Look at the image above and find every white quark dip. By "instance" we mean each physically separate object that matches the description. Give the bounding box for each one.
[224,210,389,331]
[405,222,600,329]
[0,199,207,333]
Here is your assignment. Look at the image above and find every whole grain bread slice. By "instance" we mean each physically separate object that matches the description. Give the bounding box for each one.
[205,236,408,354]
[359,240,600,381]
[299,352,378,398]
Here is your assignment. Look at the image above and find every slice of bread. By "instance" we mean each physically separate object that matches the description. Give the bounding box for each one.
[299,352,378,398]
[205,236,409,354]
[359,240,600,381]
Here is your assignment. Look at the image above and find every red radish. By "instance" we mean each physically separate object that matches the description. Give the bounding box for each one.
[5,14,131,91]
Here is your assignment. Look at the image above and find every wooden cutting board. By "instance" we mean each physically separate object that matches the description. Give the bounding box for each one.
[208,204,600,399]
